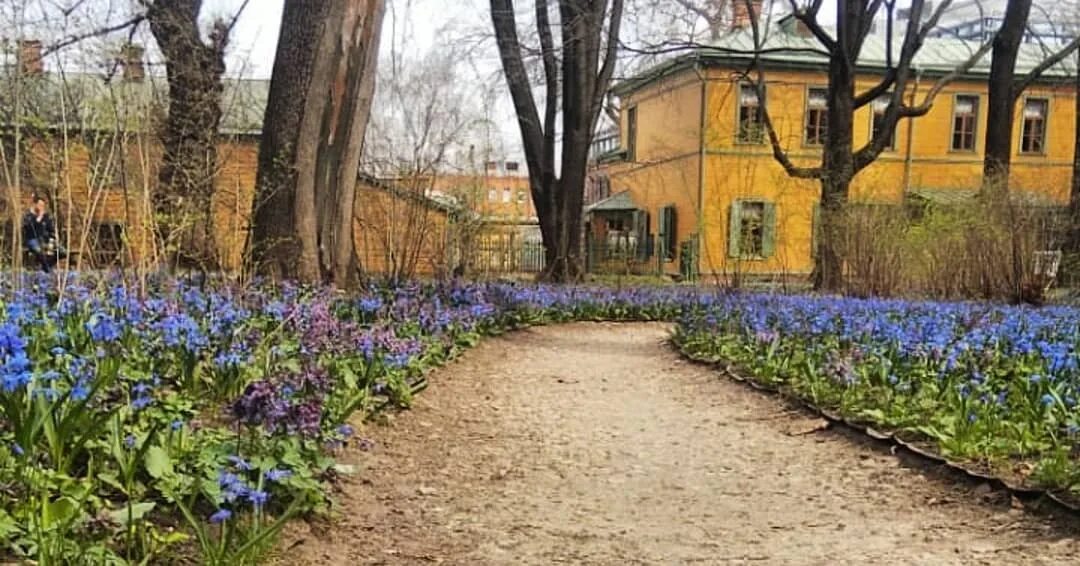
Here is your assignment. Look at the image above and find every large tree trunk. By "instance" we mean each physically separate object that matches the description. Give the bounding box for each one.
[251,0,385,288]
[147,0,228,270]
[983,0,1031,190]
[814,49,857,292]
[1069,51,1080,252]
[491,0,622,283]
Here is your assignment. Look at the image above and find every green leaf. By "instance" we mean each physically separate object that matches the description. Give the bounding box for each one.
[44,497,79,529]
[107,502,156,526]
[144,446,174,479]
[0,510,22,538]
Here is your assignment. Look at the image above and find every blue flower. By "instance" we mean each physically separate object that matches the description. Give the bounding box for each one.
[228,456,253,471]
[86,314,122,343]
[1041,394,1056,407]
[264,468,292,482]
[247,490,269,508]
[209,509,232,524]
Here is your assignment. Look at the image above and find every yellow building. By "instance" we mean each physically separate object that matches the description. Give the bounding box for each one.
[591,19,1075,280]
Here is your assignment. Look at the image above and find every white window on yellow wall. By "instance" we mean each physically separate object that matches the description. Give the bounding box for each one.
[728,199,776,259]
[737,84,765,144]
[1021,98,1048,154]
[517,189,527,203]
[951,95,979,152]
[503,187,512,203]
[488,188,497,202]
[804,88,828,146]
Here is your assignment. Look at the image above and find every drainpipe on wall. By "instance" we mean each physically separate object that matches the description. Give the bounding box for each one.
[903,68,922,196]
[694,57,708,281]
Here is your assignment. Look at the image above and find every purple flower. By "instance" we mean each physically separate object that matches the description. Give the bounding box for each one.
[209,509,232,524]
[264,468,292,482]
[228,456,253,471]
[247,490,269,508]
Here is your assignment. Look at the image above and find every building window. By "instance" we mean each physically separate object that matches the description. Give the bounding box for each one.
[659,205,678,261]
[871,95,896,150]
[728,199,776,258]
[626,106,638,161]
[488,188,497,202]
[804,87,828,146]
[1021,98,1048,154]
[516,189,526,203]
[502,187,511,203]
[737,84,764,143]
[951,95,979,152]
[505,161,519,172]
[485,161,498,172]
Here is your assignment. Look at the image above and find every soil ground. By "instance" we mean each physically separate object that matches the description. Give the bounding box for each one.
[278,323,1080,565]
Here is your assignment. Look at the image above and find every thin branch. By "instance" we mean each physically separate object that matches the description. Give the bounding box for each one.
[1013,33,1080,95]
[592,0,624,126]
[747,0,822,180]
[41,15,146,57]
[224,0,253,35]
[786,0,836,50]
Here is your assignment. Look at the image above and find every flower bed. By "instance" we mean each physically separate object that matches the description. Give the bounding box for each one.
[7,276,1080,563]
[674,293,1080,502]
[0,276,696,564]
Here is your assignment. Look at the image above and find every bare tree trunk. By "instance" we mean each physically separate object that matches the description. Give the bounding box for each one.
[490,0,623,283]
[147,0,228,270]
[1069,50,1080,252]
[983,0,1031,190]
[815,49,857,291]
[251,0,385,288]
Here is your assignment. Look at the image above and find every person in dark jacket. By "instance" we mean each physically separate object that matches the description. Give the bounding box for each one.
[23,194,58,272]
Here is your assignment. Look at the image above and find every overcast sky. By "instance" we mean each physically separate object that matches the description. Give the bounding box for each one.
[205,0,854,79]
[205,0,479,79]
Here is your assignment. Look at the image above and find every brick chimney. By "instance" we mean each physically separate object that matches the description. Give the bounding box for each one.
[17,39,43,76]
[120,44,145,82]
[731,0,763,30]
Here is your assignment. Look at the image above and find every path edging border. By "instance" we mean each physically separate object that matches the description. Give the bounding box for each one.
[676,345,1080,516]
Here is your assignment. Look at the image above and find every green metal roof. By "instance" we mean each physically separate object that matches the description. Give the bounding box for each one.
[614,26,1075,97]
[586,190,639,212]
[908,187,1063,207]
[0,72,269,135]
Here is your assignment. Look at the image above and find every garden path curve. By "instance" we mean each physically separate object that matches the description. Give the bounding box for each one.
[279,323,1080,565]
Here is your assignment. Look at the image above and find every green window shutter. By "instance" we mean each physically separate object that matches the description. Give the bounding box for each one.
[811,202,821,259]
[762,202,777,258]
[636,210,651,261]
[666,207,678,260]
[658,208,668,258]
[728,201,742,258]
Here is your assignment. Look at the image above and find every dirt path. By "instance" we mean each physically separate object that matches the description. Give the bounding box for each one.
[280,323,1080,565]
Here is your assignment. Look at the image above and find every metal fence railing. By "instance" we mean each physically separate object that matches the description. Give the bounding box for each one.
[453,234,546,277]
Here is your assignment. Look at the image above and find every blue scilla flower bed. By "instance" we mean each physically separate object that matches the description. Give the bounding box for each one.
[0,274,694,563]
[5,273,1080,563]
[674,292,1080,503]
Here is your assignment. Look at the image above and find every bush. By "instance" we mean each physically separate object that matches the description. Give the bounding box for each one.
[833,195,1063,302]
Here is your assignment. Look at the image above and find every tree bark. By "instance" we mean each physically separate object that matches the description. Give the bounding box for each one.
[251,0,385,288]
[490,0,623,283]
[1069,50,1080,251]
[983,0,1031,190]
[146,0,228,270]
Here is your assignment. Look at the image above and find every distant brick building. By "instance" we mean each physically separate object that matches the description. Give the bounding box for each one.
[0,40,457,276]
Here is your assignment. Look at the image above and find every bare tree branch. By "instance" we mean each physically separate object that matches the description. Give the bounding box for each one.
[41,14,145,57]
